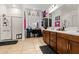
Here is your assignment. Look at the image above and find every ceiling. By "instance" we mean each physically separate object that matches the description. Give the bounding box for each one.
[6,4,51,11]
[23,4,51,11]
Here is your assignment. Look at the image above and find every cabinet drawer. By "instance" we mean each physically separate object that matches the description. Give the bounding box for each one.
[50,32,56,36]
[45,31,49,34]
[43,31,49,34]
[57,33,71,39]
[50,41,56,50]
[57,33,79,42]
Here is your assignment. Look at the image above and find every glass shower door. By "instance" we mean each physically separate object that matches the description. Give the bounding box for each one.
[0,16,12,40]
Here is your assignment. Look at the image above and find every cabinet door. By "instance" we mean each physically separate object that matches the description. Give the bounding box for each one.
[43,31,49,45]
[45,34,49,44]
[49,32,57,51]
[50,41,56,50]
[43,31,46,42]
[50,32,56,42]
[69,41,79,54]
[57,37,69,54]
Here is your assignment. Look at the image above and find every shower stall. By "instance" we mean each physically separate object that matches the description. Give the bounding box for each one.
[0,16,23,40]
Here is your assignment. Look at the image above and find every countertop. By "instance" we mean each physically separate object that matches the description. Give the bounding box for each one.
[44,29,79,36]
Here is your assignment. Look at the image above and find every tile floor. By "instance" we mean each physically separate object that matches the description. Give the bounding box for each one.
[0,37,47,54]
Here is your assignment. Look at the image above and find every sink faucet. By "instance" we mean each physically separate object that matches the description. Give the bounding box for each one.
[62,20,66,31]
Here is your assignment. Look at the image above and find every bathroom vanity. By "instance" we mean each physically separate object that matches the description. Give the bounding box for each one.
[43,29,79,54]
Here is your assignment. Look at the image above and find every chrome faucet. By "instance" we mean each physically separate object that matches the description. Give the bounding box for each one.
[62,20,66,31]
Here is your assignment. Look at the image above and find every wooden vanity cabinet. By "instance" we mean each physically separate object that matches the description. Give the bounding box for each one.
[49,32,57,51]
[57,33,79,54]
[57,33,69,54]
[43,30,50,45]
[43,30,79,54]
[69,41,79,54]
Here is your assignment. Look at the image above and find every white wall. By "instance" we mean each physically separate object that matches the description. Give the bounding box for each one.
[8,8,22,16]
[0,5,7,15]
[25,9,42,29]
[51,4,79,28]
[0,5,22,16]
[60,5,79,28]
[22,5,43,29]
[52,8,61,28]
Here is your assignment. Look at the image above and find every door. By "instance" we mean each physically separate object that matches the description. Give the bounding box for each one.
[49,32,56,50]
[45,31,49,45]
[0,16,12,40]
[43,31,49,45]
